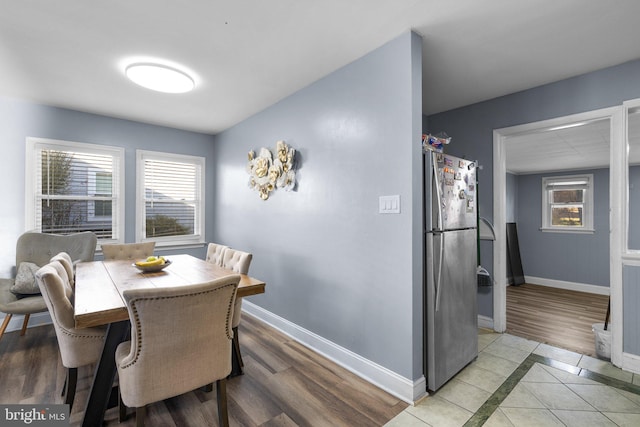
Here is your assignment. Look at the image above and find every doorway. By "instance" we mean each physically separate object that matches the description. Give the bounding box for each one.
[492,107,621,357]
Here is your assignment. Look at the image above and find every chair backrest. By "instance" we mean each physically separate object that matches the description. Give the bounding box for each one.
[205,243,229,266]
[16,231,97,267]
[222,248,252,275]
[117,275,240,406]
[50,252,74,287]
[35,261,105,368]
[101,242,156,261]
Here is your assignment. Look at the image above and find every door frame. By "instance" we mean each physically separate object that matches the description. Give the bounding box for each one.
[492,106,623,366]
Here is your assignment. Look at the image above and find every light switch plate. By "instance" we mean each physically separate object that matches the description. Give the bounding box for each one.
[379,195,400,214]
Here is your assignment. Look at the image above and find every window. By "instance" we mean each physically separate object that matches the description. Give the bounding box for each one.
[541,174,594,233]
[136,150,205,247]
[25,137,124,242]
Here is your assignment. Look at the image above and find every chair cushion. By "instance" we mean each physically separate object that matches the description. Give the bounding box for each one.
[10,262,41,295]
[0,279,47,314]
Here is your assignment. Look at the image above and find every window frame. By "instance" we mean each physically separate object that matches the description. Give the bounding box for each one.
[541,173,594,233]
[25,137,125,244]
[136,149,205,248]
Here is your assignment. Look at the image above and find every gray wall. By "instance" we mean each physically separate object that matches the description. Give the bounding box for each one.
[427,58,640,318]
[630,165,640,250]
[506,172,518,223]
[211,32,424,380]
[0,95,216,278]
[623,265,640,354]
[516,168,610,287]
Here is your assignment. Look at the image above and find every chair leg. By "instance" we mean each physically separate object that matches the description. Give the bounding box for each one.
[63,368,78,411]
[135,406,146,427]
[216,379,229,427]
[20,314,30,336]
[61,375,67,397]
[0,314,12,343]
[118,391,127,422]
[230,326,244,376]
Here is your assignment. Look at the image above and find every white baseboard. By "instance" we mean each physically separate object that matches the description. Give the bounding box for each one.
[242,301,426,405]
[622,352,640,375]
[525,276,610,295]
[1,312,51,333]
[478,315,494,330]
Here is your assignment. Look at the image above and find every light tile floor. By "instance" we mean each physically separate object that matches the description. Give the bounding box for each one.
[386,330,640,426]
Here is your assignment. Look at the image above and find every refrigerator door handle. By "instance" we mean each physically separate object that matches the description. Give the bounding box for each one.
[434,232,444,312]
[432,154,443,231]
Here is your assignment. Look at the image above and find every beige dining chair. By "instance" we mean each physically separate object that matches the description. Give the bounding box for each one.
[205,242,229,266]
[221,248,253,374]
[115,275,240,427]
[0,231,97,344]
[50,252,74,288]
[101,242,156,261]
[35,260,107,410]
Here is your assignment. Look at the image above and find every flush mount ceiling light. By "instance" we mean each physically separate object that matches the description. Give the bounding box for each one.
[125,63,195,93]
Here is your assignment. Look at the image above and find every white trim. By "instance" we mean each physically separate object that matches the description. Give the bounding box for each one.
[622,352,640,375]
[478,315,494,330]
[541,174,594,232]
[25,137,125,243]
[135,149,206,246]
[493,106,621,345]
[523,276,610,295]
[242,301,426,404]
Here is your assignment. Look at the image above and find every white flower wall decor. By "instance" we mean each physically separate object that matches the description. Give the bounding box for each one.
[246,140,296,200]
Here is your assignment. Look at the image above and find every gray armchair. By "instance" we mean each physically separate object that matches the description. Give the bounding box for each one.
[0,231,97,343]
[116,275,240,426]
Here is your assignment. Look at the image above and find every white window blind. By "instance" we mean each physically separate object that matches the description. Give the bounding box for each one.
[136,150,205,246]
[26,137,124,242]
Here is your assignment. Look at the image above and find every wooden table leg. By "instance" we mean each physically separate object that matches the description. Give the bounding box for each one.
[82,320,129,427]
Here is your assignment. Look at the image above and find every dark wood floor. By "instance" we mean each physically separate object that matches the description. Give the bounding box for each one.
[506,283,610,357]
[0,314,407,426]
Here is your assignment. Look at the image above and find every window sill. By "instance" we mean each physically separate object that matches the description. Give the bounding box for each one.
[539,227,595,234]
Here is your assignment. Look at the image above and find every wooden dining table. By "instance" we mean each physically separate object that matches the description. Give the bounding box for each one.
[74,253,266,427]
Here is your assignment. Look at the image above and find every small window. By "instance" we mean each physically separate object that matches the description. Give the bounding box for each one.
[25,138,125,243]
[136,150,205,247]
[541,174,594,233]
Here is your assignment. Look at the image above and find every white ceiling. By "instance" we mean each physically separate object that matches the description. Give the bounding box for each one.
[505,111,640,174]
[1,1,640,135]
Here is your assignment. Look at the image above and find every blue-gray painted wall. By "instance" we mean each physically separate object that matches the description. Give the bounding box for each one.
[211,32,424,380]
[623,265,640,355]
[516,168,610,286]
[427,58,640,319]
[0,95,216,278]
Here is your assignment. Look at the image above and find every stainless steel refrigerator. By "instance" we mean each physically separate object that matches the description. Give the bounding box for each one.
[424,150,478,392]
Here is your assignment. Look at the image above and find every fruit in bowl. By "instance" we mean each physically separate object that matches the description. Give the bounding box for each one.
[134,256,171,272]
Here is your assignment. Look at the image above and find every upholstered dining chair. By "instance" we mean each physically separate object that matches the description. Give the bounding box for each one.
[205,242,229,266]
[35,260,106,410]
[221,248,253,374]
[50,252,74,288]
[0,231,97,344]
[115,275,240,427]
[101,242,156,261]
